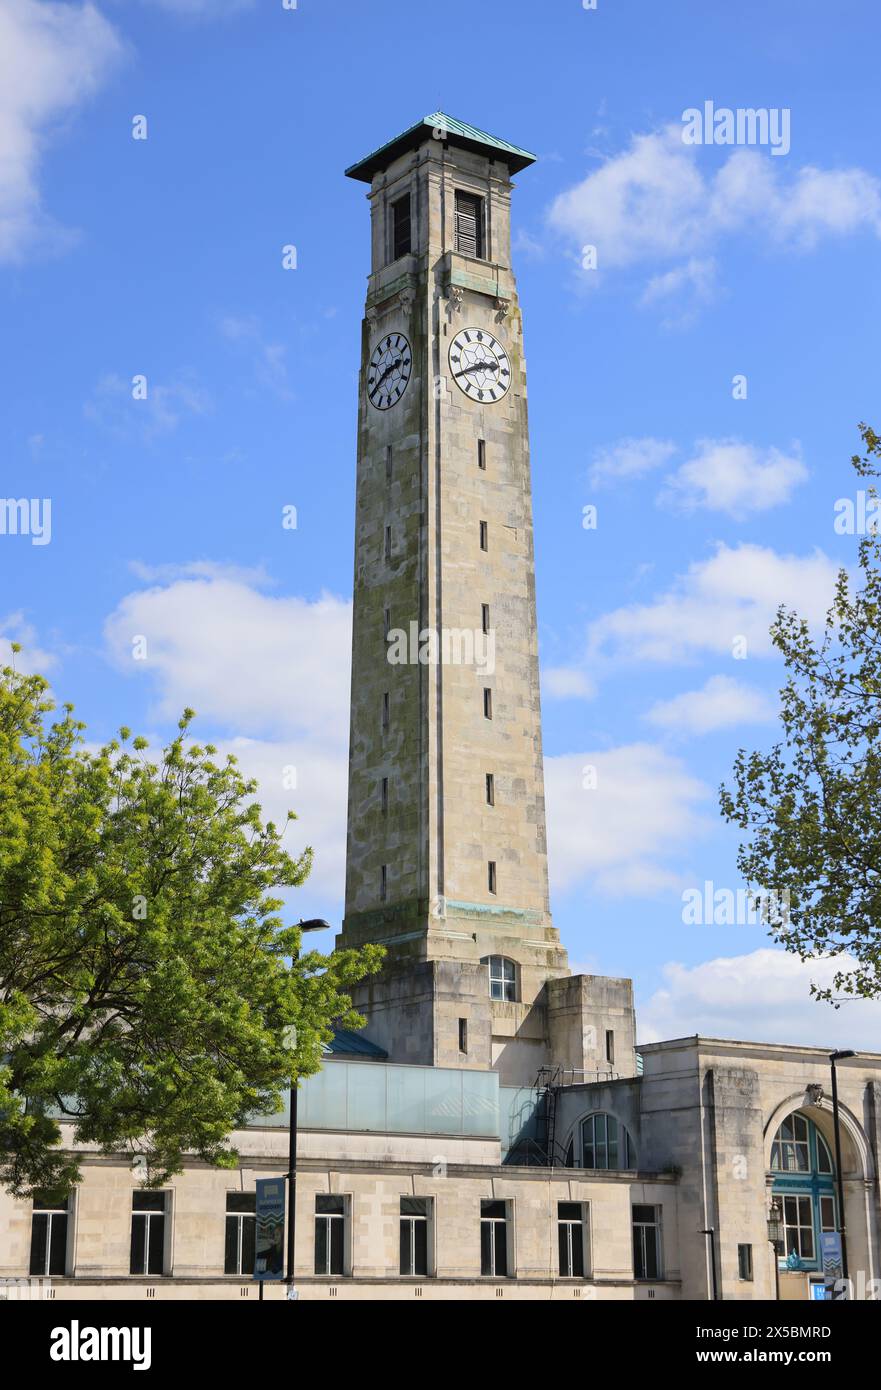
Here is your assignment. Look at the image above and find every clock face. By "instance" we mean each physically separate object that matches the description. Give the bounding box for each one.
[367,332,412,410]
[449,327,511,403]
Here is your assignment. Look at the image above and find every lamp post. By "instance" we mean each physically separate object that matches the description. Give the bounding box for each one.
[829,1049,856,1287]
[767,1197,783,1301]
[699,1228,719,1300]
[284,918,329,1299]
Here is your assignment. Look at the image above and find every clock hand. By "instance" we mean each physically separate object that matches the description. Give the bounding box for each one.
[374,356,405,388]
[454,360,499,379]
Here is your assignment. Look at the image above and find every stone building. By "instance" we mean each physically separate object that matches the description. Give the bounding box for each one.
[1,115,879,1302]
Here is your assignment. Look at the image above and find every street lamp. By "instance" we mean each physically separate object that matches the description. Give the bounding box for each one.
[829,1049,856,1286]
[283,918,330,1298]
[767,1197,783,1300]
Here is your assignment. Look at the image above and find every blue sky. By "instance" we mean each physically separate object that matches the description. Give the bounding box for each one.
[2,0,881,1048]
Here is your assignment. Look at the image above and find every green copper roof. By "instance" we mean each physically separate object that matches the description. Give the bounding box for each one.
[345,112,536,182]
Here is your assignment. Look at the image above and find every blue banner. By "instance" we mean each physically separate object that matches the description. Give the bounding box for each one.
[254,1178,286,1281]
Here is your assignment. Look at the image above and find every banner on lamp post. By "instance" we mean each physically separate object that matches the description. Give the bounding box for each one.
[254,1177,286,1281]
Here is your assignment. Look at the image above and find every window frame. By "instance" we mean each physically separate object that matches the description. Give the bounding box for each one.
[480,1199,510,1277]
[632,1203,663,1281]
[454,190,486,260]
[483,954,517,1002]
[399,1196,432,1277]
[130,1190,168,1277]
[390,192,412,262]
[224,1192,256,1277]
[580,1112,636,1171]
[557,1201,589,1278]
[30,1195,72,1277]
[314,1194,348,1277]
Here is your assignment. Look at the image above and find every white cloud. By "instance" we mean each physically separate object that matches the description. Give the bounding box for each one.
[84,372,212,438]
[589,436,676,488]
[128,559,271,586]
[542,666,595,700]
[646,674,774,735]
[639,948,881,1051]
[0,0,124,263]
[548,125,881,306]
[589,435,806,514]
[0,610,56,672]
[209,736,348,898]
[588,542,839,664]
[659,439,807,517]
[545,744,710,897]
[103,568,353,899]
[103,569,352,739]
[640,256,717,307]
[550,126,708,269]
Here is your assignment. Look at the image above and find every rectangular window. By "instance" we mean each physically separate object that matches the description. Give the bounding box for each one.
[384,525,392,562]
[605,1029,615,1065]
[30,1197,69,1277]
[458,1018,468,1054]
[782,1194,815,1262]
[380,864,388,901]
[481,603,490,635]
[382,692,390,729]
[480,1200,509,1276]
[479,520,488,551]
[485,772,495,806]
[130,1191,166,1276]
[478,438,486,470]
[558,1202,586,1278]
[391,193,412,260]
[455,191,485,259]
[385,445,393,482]
[225,1193,256,1276]
[487,861,497,894]
[399,1197,430,1277]
[486,955,517,1002]
[737,1242,753,1281]
[483,688,492,720]
[381,776,389,814]
[819,1195,837,1233]
[632,1204,662,1280]
[315,1195,346,1276]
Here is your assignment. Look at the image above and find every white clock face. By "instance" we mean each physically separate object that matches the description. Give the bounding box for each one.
[367,332,412,410]
[449,327,511,403]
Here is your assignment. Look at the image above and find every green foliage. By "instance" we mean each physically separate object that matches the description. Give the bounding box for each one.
[720,425,881,1003]
[0,664,383,1196]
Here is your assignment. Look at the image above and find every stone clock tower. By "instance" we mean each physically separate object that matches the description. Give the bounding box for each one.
[338,115,636,1086]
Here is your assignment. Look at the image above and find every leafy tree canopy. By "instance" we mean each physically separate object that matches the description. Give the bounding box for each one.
[0,662,383,1197]
[720,424,881,1004]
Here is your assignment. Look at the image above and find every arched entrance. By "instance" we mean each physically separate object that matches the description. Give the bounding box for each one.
[768,1111,837,1273]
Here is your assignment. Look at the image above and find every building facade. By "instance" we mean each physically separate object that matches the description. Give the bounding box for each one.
[2,115,879,1302]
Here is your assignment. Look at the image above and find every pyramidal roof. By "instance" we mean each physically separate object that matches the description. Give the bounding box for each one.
[345,112,536,182]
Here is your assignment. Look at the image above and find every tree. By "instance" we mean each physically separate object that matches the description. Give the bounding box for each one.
[0,658,383,1197]
[720,424,881,1003]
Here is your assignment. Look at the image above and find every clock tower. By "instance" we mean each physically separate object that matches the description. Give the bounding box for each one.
[338,115,636,1086]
